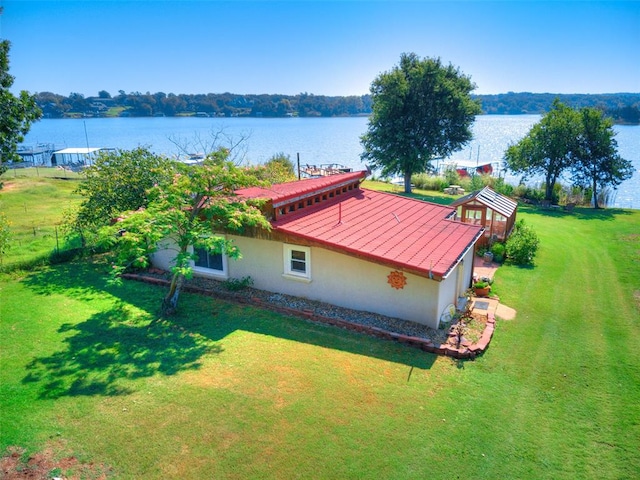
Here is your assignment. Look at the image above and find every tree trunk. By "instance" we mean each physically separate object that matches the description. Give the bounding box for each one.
[161,272,184,316]
[544,172,554,202]
[404,171,412,194]
[592,177,600,209]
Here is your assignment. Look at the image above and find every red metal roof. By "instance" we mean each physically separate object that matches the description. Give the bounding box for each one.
[236,171,367,206]
[271,187,483,279]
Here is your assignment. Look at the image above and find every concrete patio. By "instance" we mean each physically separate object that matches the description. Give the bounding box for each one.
[472,256,517,321]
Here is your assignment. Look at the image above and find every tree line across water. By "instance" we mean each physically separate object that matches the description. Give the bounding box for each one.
[35,90,640,124]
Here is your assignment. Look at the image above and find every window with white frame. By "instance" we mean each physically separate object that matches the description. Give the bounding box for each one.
[192,246,228,278]
[283,244,311,281]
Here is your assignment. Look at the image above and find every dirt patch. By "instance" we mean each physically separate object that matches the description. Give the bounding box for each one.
[0,445,111,480]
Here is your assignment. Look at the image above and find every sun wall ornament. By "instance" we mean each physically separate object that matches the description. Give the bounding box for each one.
[387,270,407,289]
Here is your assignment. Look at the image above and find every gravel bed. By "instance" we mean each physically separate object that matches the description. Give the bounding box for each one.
[180,274,449,345]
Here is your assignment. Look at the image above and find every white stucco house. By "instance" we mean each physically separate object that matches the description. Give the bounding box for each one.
[151,171,484,329]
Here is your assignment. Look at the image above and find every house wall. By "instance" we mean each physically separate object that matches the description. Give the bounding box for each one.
[151,235,476,330]
[153,236,459,329]
[230,235,446,328]
[436,247,475,318]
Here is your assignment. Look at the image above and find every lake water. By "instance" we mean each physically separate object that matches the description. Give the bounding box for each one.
[23,115,640,209]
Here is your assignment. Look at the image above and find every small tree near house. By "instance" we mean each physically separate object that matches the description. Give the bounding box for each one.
[67,147,174,247]
[102,148,270,316]
[505,219,540,266]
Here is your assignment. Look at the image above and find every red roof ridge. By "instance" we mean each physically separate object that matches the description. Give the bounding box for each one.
[235,170,367,205]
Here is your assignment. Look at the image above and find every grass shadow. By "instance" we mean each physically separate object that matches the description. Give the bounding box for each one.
[20,261,222,399]
[175,291,438,371]
[395,191,453,205]
[22,301,221,399]
[21,260,436,395]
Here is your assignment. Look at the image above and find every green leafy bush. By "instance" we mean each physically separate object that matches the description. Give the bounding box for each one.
[252,153,296,184]
[513,184,545,204]
[223,276,254,291]
[490,242,506,263]
[505,219,540,265]
[443,165,461,186]
[411,173,448,191]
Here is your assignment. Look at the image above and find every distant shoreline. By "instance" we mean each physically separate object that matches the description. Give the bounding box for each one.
[35,92,640,125]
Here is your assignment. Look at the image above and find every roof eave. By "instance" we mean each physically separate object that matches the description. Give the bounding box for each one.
[441,227,486,280]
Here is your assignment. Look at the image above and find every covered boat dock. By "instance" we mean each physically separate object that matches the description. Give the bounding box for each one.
[51,147,112,167]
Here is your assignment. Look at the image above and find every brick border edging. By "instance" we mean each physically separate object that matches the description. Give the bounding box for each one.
[122,273,494,359]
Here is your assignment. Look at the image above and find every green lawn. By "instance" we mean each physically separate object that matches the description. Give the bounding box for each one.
[1,178,639,479]
[363,179,455,204]
[1,169,82,268]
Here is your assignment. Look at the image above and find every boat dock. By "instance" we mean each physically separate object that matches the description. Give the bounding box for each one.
[299,163,353,178]
[16,145,114,168]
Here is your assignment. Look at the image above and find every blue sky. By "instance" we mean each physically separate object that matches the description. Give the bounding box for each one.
[2,0,639,97]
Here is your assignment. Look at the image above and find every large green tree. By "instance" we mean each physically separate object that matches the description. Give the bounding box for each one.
[504,99,581,202]
[0,39,42,184]
[360,53,481,193]
[67,147,175,246]
[102,149,270,315]
[571,107,634,209]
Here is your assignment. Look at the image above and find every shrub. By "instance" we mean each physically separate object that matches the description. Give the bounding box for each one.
[457,176,472,192]
[223,276,254,291]
[552,182,562,205]
[443,165,461,186]
[253,153,296,183]
[411,173,448,191]
[505,219,540,265]
[513,184,545,204]
[490,242,506,263]
[468,174,487,192]
[492,177,514,197]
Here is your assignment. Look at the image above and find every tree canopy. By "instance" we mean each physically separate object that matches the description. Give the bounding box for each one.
[571,107,634,208]
[32,89,640,123]
[252,153,297,184]
[66,147,175,246]
[504,99,581,201]
[100,149,270,315]
[505,100,633,206]
[0,39,42,183]
[360,53,481,193]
